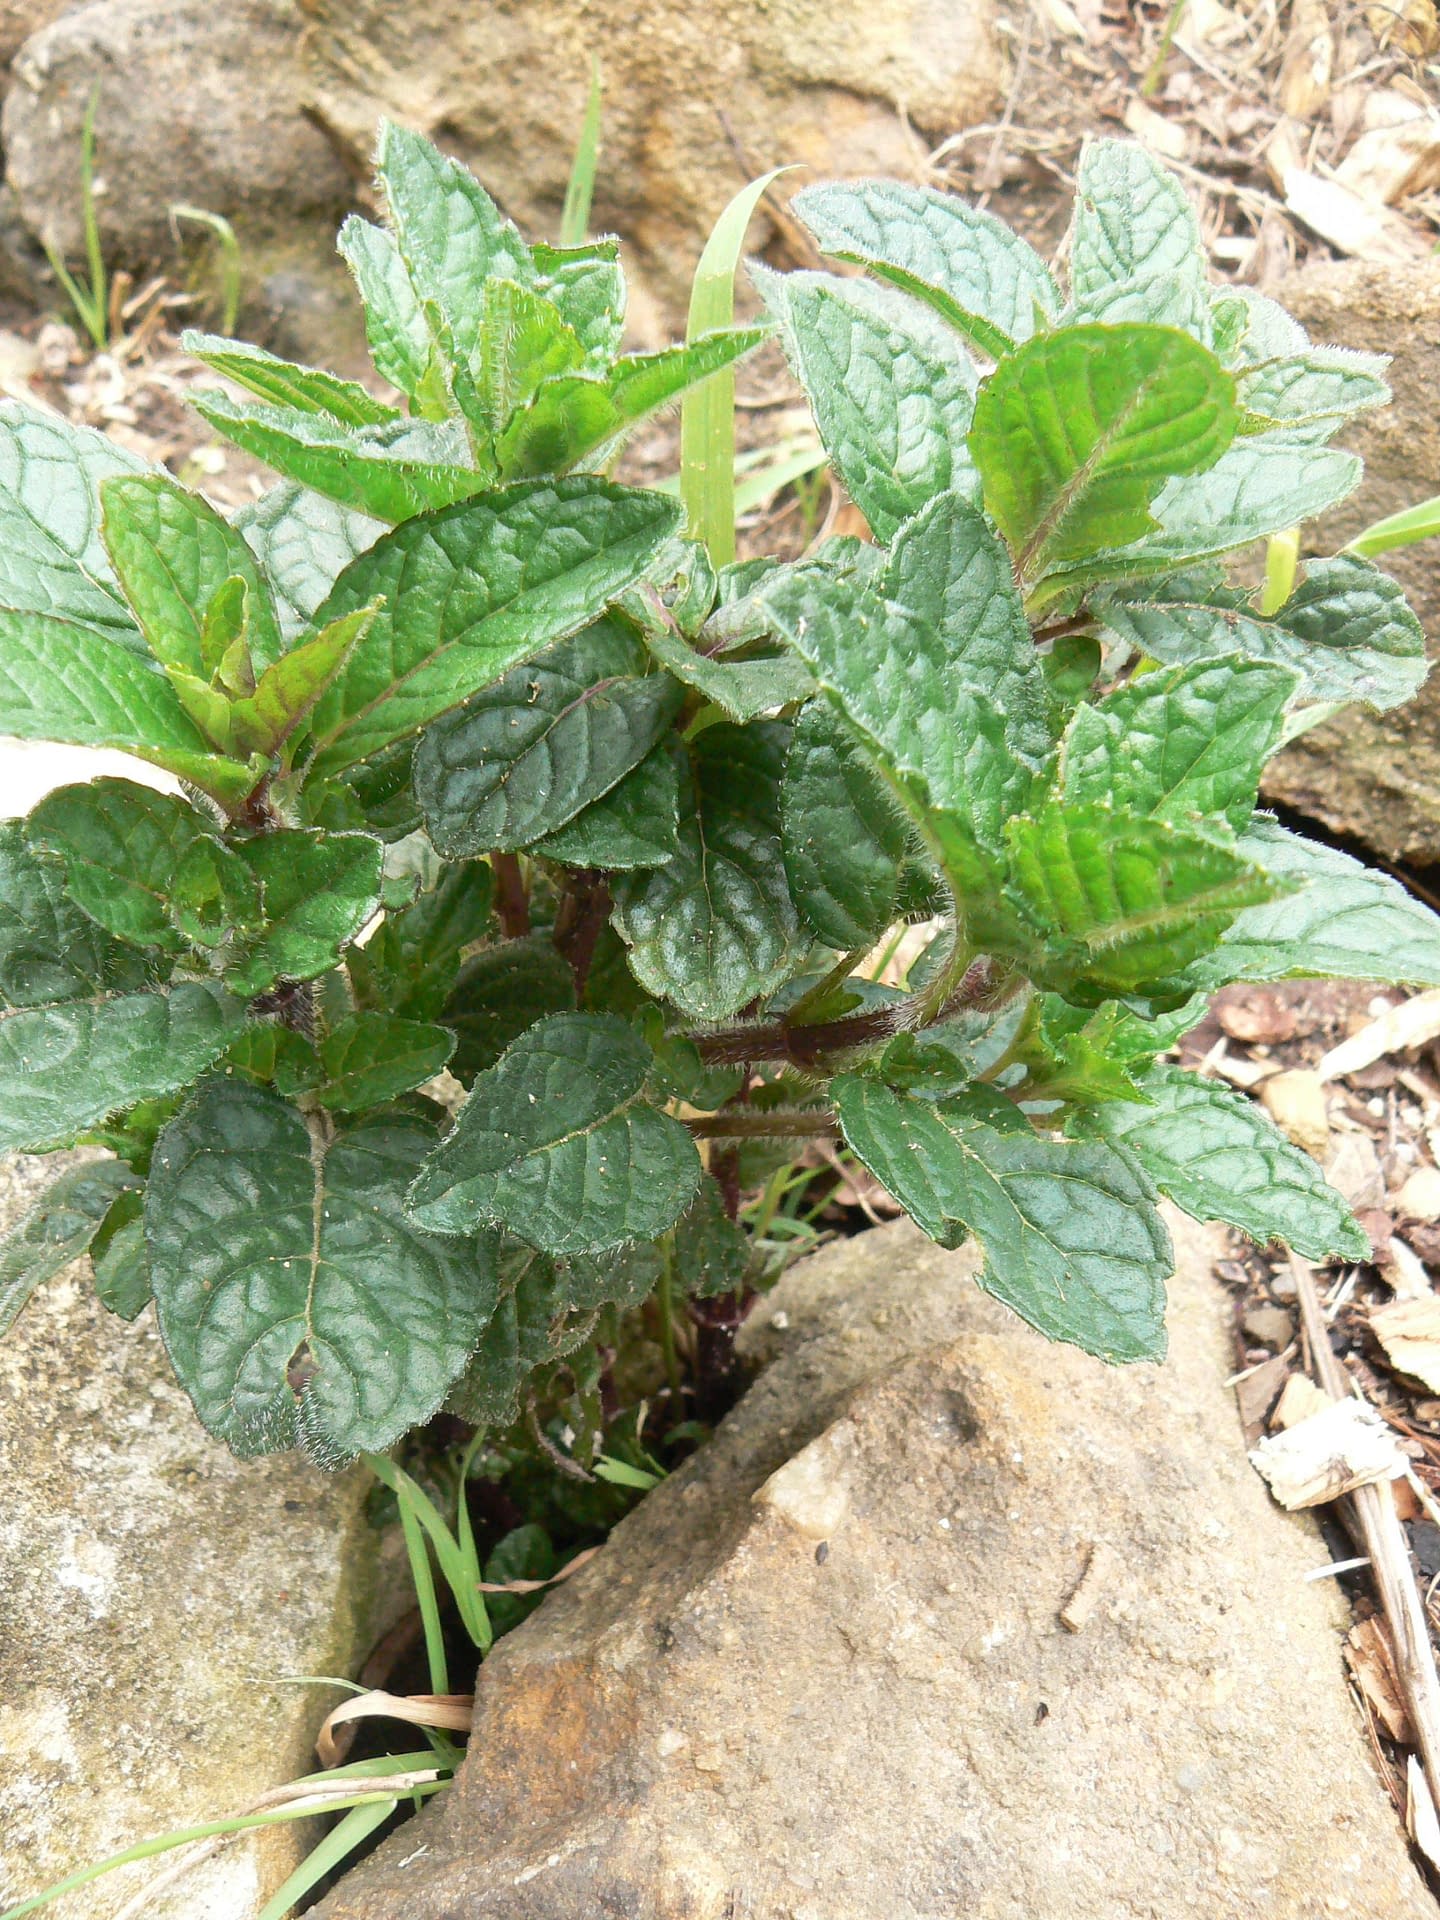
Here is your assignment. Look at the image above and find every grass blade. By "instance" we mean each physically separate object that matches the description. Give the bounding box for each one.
[255,1798,397,1920]
[1348,493,1440,558]
[560,60,603,248]
[679,167,790,567]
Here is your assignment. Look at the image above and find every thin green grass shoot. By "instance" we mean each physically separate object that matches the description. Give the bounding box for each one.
[41,84,108,351]
[560,60,603,248]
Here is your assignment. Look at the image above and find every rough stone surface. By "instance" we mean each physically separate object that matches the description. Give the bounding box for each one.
[0,1149,380,1920]
[1,0,357,358]
[300,0,1001,333]
[0,0,71,66]
[1264,259,1440,867]
[314,1212,1434,1920]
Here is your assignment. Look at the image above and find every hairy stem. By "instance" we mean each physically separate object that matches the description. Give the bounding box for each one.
[684,1110,840,1139]
[551,869,612,999]
[492,852,531,940]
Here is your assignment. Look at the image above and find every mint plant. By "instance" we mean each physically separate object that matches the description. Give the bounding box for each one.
[1,129,1435,1468]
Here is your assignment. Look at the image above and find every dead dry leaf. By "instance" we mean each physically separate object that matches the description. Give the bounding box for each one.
[1369,0,1440,57]
[1260,1069,1332,1159]
[1215,986,1298,1047]
[1379,1235,1432,1303]
[1396,1166,1440,1223]
[1251,1395,1406,1508]
[1281,0,1335,117]
[1282,166,1433,262]
[1318,990,1440,1083]
[1371,1297,1440,1391]
[1123,97,1190,163]
[317,1690,474,1770]
[1347,1616,1415,1742]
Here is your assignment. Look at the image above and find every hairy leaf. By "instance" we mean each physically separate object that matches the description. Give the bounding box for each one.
[792,177,1059,358]
[1081,1063,1368,1261]
[92,1209,151,1320]
[148,1080,498,1461]
[0,1157,141,1335]
[1069,140,1207,315]
[833,1075,1171,1361]
[303,480,681,778]
[406,1012,700,1253]
[349,861,494,1021]
[611,721,802,1020]
[782,701,908,947]
[1237,348,1388,443]
[531,239,626,359]
[180,332,401,427]
[969,324,1236,579]
[234,483,383,641]
[414,616,682,853]
[230,830,384,996]
[442,936,577,1082]
[531,741,681,870]
[1095,557,1427,713]
[752,266,980,542]
[0,821,151,1007]
[636,615,812,723]
[315,1011,455,1111]
[338,215,438,403]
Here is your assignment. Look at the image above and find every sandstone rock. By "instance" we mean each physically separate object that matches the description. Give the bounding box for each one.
[0,1149,380,1920]
[301,0,1003,331]
[313,1213,1433,1920]
[1264,259,1440,866]
[1,0,359,361]
[0,0,70,67]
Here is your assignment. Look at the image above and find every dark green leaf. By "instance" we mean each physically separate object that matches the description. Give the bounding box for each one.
[92,1209,150,1320]
[442,936,577,1083]
[316,1011,455,1111]
[180,332,401,427]
[148,1080,499,1461]
[531,742,681,870]
[752,265,980,542]
[0,821,152,1007]
[1060,658,1295,831]
[406,1011,700,1253]
[349,861,494,1021]
[792,177,1059,358]
[636,615,812,723]
[413,616,682,854]
[1080,1063,1368,1261]
[303,480,681,778]
[968,324,1236,580]
[230,830,384,996]
[1095,557,1428,713]
[0,1157,141,1335]
[672,1175,749,1298]
[833,1074,1171,1361]
[782,701,907,947]
[611,721,803,1020]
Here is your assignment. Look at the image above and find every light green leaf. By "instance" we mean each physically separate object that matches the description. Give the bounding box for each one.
[968,323,1236,580]
[147,1080,499,1461]
[1184,817,1440,990]
[753,266,980,543]
[792,177,1059,358]
[0,605,261,808]
[303,479,681,778]
[531,741,681,870]
[338,215,438,403]
[1237,348,1388,443]
[1095,556,1427,713]
[494,374,620,480]
[230,830,384,996]
[782,701,907,947]
[406,1011,701,1253]
[1060,658,1295,831]
[230,603,378,759]
[531,239,626,359]
[833,1074,1172,1361]
[605,330,770,429]
[1069,139,1207,312]
[191,393,491,523]
[0,399,148,640]
[1081,1063,1368,1261]
[1005,802,1279,1003]
[413,615,682,853]
[442,936,577,1083]
[0,1158,141,1335]
[101,471,285,677]
[478,278,590,426]
[180,331,401,427]
[611,721,802,1021]
[233,483,383,641]
[315,1011,455,1111]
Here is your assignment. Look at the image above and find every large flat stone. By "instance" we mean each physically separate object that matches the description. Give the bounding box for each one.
[0,1149,379,1919]
[314,1210,1433,1920]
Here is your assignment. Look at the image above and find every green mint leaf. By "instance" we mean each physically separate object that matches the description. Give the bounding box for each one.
[530,741,681,870]
[1237,348,1388,443]
[0,820,152,1006]
[413,616,682,854]
[92,1208,150,1321]
[375,118,535,372]
[189,394,493,524]
[0,1158,141,1336]
[0,606,261,809]
[636,615,813,723]
[833,1074,1171,1362]
[0,399,147,642]
[1069,140,1207,311]
[792,177,1059,358]
[752,265,980,542]
[530,239,627,359]
[673,1174,750,1298]
[478,279,589,425]
[25,778,252,953]
[348,861,494,1022]
[1068,270,1210,339]
[229,604,378,759]
[234,483,383,642]
[1095,556,1427,713]
[968,323,1236,580]
[315,1011,455,1111]
[148,1080,498,1461]
[230,829,384,996]
[101,471,285,677]
[611,721,803,1020]
[782,701,907,947]
[1080,1063,1368,1262]
[337,214,438,404]
[493,374,620,480]
[604,330,770,430]
[1184,817,1440,990]
[223,1024,321,1096]
[1005,801,1279,1003]
[179,331,401,427]
[1060,658,1295,831]
[762,493,1052,870]
[303,480,680,779]
[406,1011,700,1253]
[442,936,577,1083]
